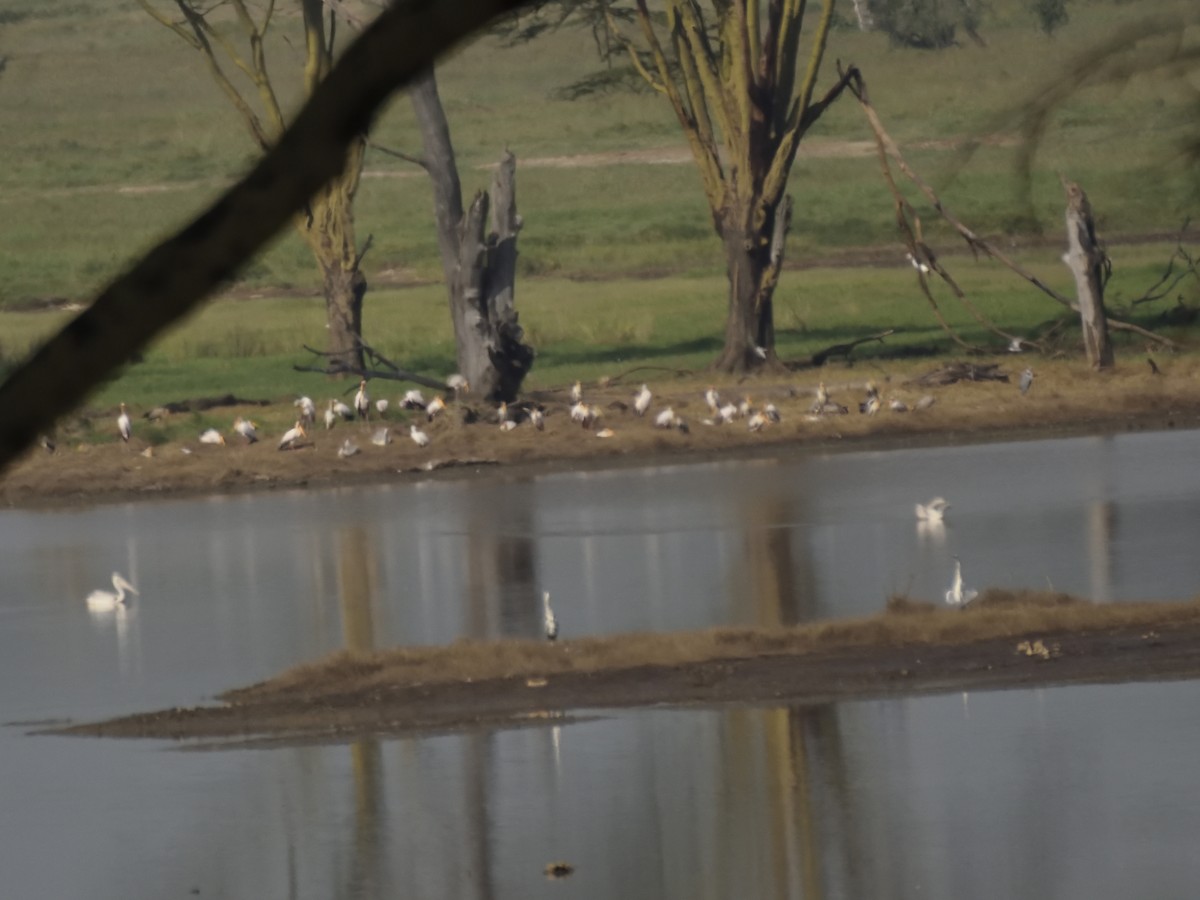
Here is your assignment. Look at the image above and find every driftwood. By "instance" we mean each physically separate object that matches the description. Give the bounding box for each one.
[142,394,270,416]
[908,362,1011,387]
[1061,176,1113,369]
[787,329,896,369]
[295,342,450,392]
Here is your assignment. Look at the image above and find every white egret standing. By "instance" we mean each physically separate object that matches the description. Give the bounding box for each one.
[633,384,652,417]
[86,572,139,612]
[117,403,132,443]
[1020,368,1035,395]
[915,497,950,522]
[410,424,431,447]
[542,591,558,641]
[278,421,306,450]
[945,558,979,608]
[354,380,370,420]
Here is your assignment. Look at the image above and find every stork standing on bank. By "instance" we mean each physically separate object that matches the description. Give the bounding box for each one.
[542,591,558,641]
[355,380,370,420]
[117,403,132,443]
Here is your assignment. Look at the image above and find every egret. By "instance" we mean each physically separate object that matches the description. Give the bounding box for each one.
[294,396,316,426]
[371,427,391,447]
[337,439,360,459]
[233,417,258,444]
[705,387,720,414]
[1019,368,1034,395]
[402,389,427,410]
[324,401,338,431]
[570,381,583,404]
[633,384,652,417]
[86,572,139,612]
[426,396,446,421]
[530,407,545,430]
[375,399,390,416]
[278,421,306,450]
[542,591,558,641]
[117,403,132,443]
[198,429,226,446]
[915,497,950,522]
[410,424,431,447]
[354,380,370,419]
[906,252,931,274]
[446,373,469,394]
[945,558,979,608]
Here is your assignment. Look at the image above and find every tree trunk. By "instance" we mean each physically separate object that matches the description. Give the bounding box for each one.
[452,153,535,401]
[711,195,792,373]
[411,69,533,401]
[322,262,367,372]
[1061,176,1114,370]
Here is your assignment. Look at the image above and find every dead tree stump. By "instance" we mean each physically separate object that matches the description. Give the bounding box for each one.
[1061,176,1114,369]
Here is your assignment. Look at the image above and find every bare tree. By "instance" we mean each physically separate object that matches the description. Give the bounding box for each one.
[139,0,369,372]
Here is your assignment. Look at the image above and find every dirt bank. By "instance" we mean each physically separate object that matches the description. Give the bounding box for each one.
[50,592,1200,745]
[4,358,1200,509]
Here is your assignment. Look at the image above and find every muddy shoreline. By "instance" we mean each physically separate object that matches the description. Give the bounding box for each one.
[49,596,1200,746]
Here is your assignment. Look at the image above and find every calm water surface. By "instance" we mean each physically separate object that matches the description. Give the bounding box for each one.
[3,429,1200,898]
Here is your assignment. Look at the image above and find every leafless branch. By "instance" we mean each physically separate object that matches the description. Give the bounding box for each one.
[368,140,428,169]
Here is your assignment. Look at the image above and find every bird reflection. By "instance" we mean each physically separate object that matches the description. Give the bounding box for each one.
[916,518,946,546]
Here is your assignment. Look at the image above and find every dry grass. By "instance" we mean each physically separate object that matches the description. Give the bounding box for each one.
[223,590,1200,705]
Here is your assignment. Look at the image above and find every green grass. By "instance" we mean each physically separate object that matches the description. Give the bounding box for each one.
[0,0,1197,411]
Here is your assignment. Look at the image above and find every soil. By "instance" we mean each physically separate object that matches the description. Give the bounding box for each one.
[49,593,1200,747]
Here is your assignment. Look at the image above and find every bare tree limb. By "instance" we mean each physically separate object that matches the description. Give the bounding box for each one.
[0,0,535,473]
[368,140,428,169]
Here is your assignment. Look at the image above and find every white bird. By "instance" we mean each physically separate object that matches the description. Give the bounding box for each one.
[233,417,258,443]
[633,384,652,417]
[753,345,768,360]
[86,572,139,612]
[410,424,430,447]
[446,374,469,394]
[718,402,739,423]
[815,382,829,408]
[500,420,518,432]
[863,395,881,416]
[570,381,583,404]
[1008,337,1025,353]
[278,421,306,450]
[747,411,769,432]
[596,427,615,438]
[705,387,720,414]
[915,394,936,411]
[738,396,754,417]
[542,591,558,641]
[375,399,389,416]
[294,396,316,426]
[497,401,510,423]
[570,401,591,425]
[354,380,370,419]
[1020,368,1035,395]
[117,403,132,443]
[426,396,446,421]
[763,403,781,423]
[402,389,427,410]
[654,407,678,428]
[324,401,338,431]
[371,427,391,446]
[332,399,354,420]
[198,428,225,446]
[530,407,545,430]
[945,558,979,608]
[337,438,360,459]
[915,497,950,522]
[889,397,909,413]
[906,251,931,274]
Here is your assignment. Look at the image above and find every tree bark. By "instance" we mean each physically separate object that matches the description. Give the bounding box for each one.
[411,69,532,401]
[1061,176,1114,369]
[711,195,791,373]
[322,262,367,371]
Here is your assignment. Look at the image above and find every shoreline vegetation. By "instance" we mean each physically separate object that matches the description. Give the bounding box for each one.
[52,590,1200,745]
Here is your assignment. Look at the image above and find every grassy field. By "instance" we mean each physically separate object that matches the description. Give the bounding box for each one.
[0,0,1197,414]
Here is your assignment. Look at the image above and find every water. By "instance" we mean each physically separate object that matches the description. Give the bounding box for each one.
[3,429,1200,898]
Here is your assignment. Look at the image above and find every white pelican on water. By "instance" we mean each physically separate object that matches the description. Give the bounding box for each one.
[278,421,306,450]
[354,380,370,419]
[410,424,431,447]
[198,429,225,445]
[117,403,132,443]
[945,558,979,608]
[633,384,652,417]
[86,572,138,612]
[233,417,258,443]
[915,497,950,522]
[542,591,558,641]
